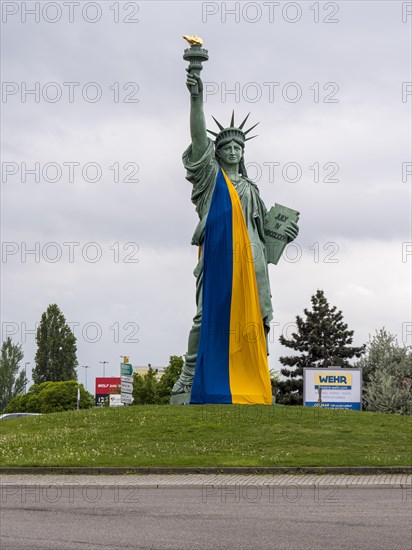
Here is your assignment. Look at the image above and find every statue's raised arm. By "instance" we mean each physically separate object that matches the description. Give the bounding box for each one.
[186,71,208,161]
[183,35,209,162]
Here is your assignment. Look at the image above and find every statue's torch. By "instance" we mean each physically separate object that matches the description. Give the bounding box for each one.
[183,35,209,100]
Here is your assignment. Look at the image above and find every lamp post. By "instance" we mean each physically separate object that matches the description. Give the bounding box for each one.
[99,361,108,378]
[81,365,92,392]
[24,362,30,393]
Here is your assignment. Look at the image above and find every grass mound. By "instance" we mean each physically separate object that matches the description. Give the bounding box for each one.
[1,405,410,467]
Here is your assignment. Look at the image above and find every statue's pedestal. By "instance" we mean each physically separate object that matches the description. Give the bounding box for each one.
[170,393,276,405]
[170,392,191,405]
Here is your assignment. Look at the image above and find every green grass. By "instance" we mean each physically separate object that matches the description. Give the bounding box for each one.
[1,405,411,467]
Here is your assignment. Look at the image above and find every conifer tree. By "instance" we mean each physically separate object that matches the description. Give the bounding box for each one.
[277,289,365,405]
[32,304,78,384]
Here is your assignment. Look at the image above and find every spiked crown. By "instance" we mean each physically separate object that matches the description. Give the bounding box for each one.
[207,111,259,149]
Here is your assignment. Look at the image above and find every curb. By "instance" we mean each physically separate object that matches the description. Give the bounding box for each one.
[1,466,411,475]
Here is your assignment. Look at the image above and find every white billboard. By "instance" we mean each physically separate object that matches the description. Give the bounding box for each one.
[303,368,362,410]
[109,394,124,407]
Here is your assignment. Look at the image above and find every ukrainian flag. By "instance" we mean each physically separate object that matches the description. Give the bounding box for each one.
[190,169,272,404]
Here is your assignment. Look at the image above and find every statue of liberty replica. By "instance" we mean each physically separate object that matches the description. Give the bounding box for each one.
[171,36,299,405]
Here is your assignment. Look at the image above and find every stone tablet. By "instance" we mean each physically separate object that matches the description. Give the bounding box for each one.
[265,204,300,265]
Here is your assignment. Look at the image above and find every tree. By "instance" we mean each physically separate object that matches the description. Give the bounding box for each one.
[132,371,146,404]
[358,329,412,414]
[157,355,184,404]
[32,304,78,384]
[142,366,159,404]
[364,369,411,415]
[357,328,410,386]
[269,369,281,402]
[277,289,365,405]
[0,338,27,409]
[132,366,160,405]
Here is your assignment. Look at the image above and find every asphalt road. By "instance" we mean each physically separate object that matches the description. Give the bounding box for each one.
[1,478,411,550]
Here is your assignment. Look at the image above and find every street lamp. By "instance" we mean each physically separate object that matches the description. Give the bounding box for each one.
[24,362,30,393]
[99,361,108,378]
[81,365,92,391]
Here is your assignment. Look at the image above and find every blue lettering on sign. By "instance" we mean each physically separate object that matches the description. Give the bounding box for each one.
[305,402,361,410]
[319,375,348,384]
[314,385,351,390]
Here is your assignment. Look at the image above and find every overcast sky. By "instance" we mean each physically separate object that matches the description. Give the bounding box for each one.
[2,0,411,393]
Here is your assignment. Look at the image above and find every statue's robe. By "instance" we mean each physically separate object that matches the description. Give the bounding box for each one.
[182,139,273,404]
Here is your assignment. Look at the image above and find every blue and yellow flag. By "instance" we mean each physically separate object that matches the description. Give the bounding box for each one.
[190,169,272,404]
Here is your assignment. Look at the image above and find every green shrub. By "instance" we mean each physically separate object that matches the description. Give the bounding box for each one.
[5,380,94,413]
[4,394,28,413]
[358,329,412,415]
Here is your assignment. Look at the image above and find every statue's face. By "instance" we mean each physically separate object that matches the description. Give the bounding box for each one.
[217,140,243,167]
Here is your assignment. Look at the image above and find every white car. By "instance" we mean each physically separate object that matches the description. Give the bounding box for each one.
[0,413,42,420]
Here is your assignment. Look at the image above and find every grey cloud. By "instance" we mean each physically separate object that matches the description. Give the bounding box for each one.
[2,1,411,377]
